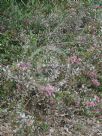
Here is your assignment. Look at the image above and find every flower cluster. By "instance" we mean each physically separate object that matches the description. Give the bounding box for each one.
[70,55,82,64]
[85,95,100,108]
[41,84,55,97]
[87,71,100,87]
[91,79,100,87]
[87,71,97,79]
[17,62,31,71]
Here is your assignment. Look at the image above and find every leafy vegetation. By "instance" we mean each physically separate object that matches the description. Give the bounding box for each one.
[0,0,102,135]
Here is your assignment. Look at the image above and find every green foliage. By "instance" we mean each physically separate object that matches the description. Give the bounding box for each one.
[39,123,49,131]
[0,79,16,100]
[0,0,102,134]
[0,34,22,65]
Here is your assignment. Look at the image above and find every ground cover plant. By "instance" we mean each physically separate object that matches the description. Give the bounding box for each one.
[0,0,102,136]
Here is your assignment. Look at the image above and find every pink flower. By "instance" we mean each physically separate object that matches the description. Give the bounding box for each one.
[41,84,55,96]
[87,71,97,79]
[94,95,100,103]
[70,55,81,64]
[85,95,100,108]
[95,6,102,9]
[91,79,100,87]
[17,62,31,71]
[85,101,97,107]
